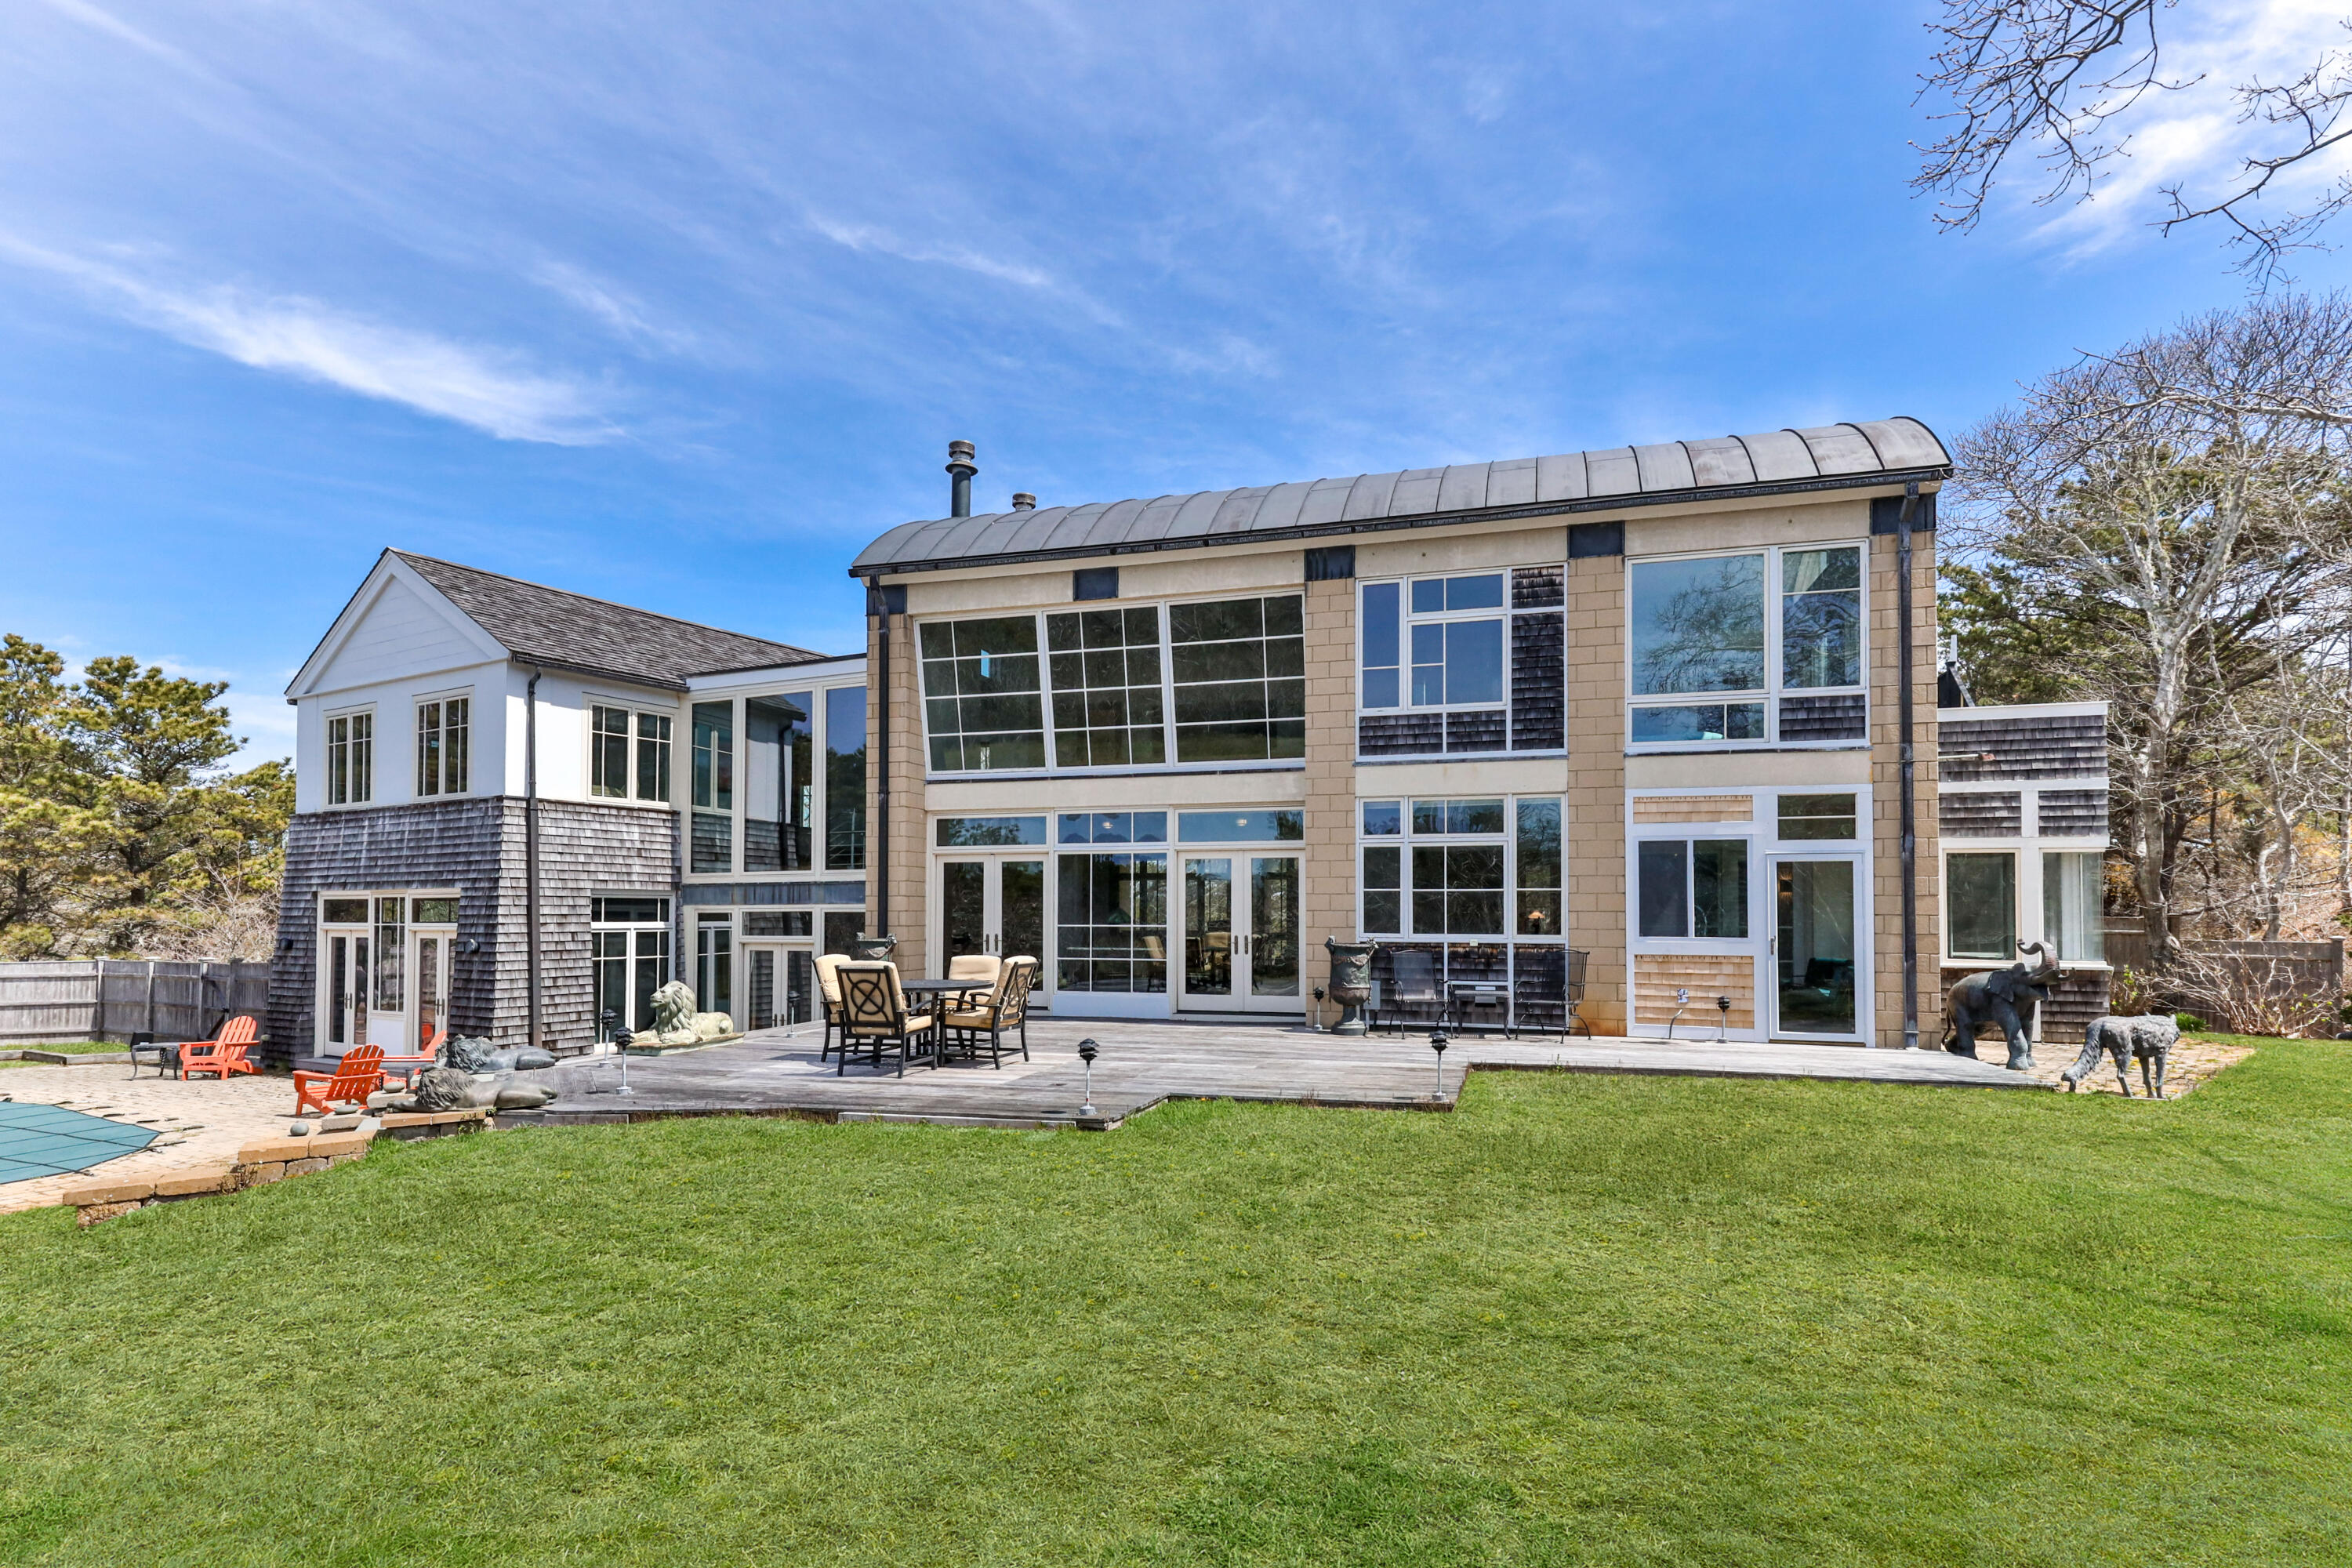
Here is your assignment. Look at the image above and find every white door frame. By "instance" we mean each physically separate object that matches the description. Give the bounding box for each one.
[934,853,1053,1000]
[1174,851,1304,1014]
[1765,851,1868,1042]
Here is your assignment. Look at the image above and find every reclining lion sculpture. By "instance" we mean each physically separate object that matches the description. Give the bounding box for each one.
[631,980,735,1047]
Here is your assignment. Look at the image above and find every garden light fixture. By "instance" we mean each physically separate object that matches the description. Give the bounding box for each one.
[1428,1029,1448,1099]
[1077,1037,1098,1117]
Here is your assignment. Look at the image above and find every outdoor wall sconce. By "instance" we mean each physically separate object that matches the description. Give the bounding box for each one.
[1428,1029,1448,1099]
[1077,1037,1099,1118]
[458,938,482,956]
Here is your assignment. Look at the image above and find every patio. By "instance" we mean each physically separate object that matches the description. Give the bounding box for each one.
[529,1014,2035,1130]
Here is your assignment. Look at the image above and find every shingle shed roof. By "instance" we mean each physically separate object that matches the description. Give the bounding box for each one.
[395,552,825,690]
[851,418,1949,578]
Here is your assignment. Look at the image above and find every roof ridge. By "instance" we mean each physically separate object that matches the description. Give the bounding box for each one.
[392,550,818,658]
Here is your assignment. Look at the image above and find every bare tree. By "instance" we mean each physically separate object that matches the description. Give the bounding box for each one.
[1917,2,2352,278]
[1951,294,2352,964]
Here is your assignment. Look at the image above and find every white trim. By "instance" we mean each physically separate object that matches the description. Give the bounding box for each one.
[287,555,506,699]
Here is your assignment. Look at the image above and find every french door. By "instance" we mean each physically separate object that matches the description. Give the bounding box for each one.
[938,855,1049,971]
[1769,855,1861,1039]
[409,929,454,1053]
[325,932,370,1049]
[742,942,818,1031]
[1175,854,1302,1013]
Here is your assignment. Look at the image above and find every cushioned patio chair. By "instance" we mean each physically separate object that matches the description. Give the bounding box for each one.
[942,956,1036,1069]
[292,1044,385,1116]
[814,953,848,1062]
[946,952,1001,988]
[177,1014,260,1080]
[834,963,935,1077]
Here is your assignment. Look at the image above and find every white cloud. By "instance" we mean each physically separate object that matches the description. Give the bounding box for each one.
[804,211,1059,290]
[0,234,619,444]
[532,260,702,356]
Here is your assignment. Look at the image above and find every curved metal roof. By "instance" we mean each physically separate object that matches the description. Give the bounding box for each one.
[851,418,1949,578]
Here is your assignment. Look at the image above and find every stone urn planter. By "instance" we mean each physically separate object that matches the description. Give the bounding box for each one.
[846,934,899,963]
[1324,937,1377,1036]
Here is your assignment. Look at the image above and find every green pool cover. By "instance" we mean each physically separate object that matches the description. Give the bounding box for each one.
[0,1101,158,1185]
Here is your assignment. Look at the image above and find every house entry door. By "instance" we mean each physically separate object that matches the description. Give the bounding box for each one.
[1175,854,1302,1013]
[325,931,370,1050]
[742,943,818,1032]
[938,856,1049,973]
[408,930,454,1054]
[1769,855,1861,1039]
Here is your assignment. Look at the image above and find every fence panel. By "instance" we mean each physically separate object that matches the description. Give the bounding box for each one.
[0,960,274,1045]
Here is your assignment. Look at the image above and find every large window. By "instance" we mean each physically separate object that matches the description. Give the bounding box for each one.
[744,692,813,873]
[326,710,372,805]
[2043,851,2106,963]
[1636,840,1749,938]
[1048,608,1163,767]
[1628,546,1864,746]
[1947,851,2016,960]
[920,616,1045,771]
[593,706,673,803]
[695,913,734,1022]
[691,700,733,873]
[825,686,866,870]
[415,697,470,797]
[1057,851,1167,993]
[1359,574,1505,712]
[1516,798,1562,936]
[1358,793,1568,1028]
[592,896,671,1035]
[1170,596,1305,762]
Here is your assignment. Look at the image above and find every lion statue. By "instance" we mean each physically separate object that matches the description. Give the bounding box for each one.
[632,980,734,1047]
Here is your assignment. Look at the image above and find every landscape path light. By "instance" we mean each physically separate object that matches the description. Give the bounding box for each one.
[601,1007,634,1098]
[1077,1037,1098,1119]
[1428,1029,1448,1101]
[1715,994,1733,1043]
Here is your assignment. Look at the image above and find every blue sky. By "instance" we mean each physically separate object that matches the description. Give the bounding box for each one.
[5,0,2345,764]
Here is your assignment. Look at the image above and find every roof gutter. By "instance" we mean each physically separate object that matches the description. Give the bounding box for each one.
[847,464,1952,580]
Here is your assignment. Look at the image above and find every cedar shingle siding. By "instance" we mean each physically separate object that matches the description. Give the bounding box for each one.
[1359,712,1443,757]
[1940,791,2022,837]
[1938,713,2104,781]
[1780,692,1867,742]
[2036,789,2109,837]
[267,798,677,1067]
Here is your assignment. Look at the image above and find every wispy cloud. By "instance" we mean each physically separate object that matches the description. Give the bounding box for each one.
[28,0,205,74]
[0,234,619,444]
[532,260,702,357]
[804,210,1062,291]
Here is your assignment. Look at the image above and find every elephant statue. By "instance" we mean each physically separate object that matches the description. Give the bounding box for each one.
[1944,940,2066,1072]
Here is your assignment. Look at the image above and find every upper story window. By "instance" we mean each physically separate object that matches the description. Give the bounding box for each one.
[415,697,469,797]
[1628,545,1864,748]
[326,710,373,805]
[691,700,733,873]
[1360,574,1505,713]
[825,686,866,871]
[916,594,1305,775]
[1049,608,1163,767]
[920,616,1044,771]
[593,706,673,803]
[745,692,814,872]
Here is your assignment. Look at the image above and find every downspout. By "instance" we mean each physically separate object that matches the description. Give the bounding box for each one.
[1896,481,1920,1051]
[873,586,891,942]
[525,666,543,1051]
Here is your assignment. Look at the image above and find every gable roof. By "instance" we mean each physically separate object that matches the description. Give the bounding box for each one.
[851,417,1950,578]
[390,552,826,689]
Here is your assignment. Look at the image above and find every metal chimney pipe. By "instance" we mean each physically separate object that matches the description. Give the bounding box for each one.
[1011,492,1036,511]
[946,441,976,518]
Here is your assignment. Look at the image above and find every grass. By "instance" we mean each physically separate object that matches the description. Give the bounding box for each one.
[0,1043,125,1055]
[2,1044,2348,1566]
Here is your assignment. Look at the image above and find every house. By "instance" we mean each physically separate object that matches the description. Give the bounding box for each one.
[848,423,2114,1044]
[266,551,867,1067]
[264,419,2111,1064]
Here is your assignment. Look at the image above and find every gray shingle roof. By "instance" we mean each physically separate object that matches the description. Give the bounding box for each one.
[395,552,826,690]
[851,418,1950,578]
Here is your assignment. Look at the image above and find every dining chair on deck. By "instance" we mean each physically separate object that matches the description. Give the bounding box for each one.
[946,953,1001,987]
[834,962,935,1076]
[814,953,850,1062]
[942,956,1036,1068]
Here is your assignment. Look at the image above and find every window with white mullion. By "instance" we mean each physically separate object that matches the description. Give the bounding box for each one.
[1359,574,1507,719]
[1627,544,1865,749]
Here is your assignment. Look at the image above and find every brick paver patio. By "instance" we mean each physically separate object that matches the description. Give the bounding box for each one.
[0,1062,292,1214]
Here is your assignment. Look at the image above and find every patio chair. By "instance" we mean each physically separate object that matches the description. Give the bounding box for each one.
[834,963,935,1076]
[1369,949,1440,1034]
[942,956,1036,1069]
[128,1031,179,1080]
[292,1044,385,1116]
[814,953,848,1061]
[378,1024,444,1090]
[946,952,1001,989]
[1561,949,1593,1039]
[177,1014,260,1080]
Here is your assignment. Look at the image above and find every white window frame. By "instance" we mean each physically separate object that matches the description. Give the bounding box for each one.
[412,688,473,798]
[1355,572,1512,722]
[916,591,1312,781]
[680,681,869,882]
[1624,542,1869,753]
[586,696,678,808]
[1936,783,2114,971]
[1353,794,1564,947]
[323,704,375,808]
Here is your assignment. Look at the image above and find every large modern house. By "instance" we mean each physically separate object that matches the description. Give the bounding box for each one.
[266,420,2111,1065]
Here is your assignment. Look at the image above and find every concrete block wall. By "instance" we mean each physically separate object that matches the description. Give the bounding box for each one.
[1300,575,1357,1020]
[1870,530,1944,1049]
[1563,553,1628,1033]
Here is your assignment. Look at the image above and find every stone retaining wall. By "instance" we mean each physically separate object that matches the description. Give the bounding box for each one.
[61,1108,490,1226]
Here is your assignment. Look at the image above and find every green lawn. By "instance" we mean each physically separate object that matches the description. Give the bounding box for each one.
[3,1044,2347,1566]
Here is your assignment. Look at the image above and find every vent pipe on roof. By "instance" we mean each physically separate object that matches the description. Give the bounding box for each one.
[946,441,977,518]
[1011,492,1036,511]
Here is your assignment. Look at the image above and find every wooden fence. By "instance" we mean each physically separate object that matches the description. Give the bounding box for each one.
[0,960,272,1046]
[2101,927,2345,1036]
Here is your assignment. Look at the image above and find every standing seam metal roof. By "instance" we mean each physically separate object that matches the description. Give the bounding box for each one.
[851,418,1949,576]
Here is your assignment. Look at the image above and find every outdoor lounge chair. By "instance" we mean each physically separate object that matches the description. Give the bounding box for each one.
[292,1044,385,1116]
[814,953,848,1061]
[378,1025,443,1089]
[176,1015,260,1080]
[834,962,934,1076]
[942,956,1036,1068]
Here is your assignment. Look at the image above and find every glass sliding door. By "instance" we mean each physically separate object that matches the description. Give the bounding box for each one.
[1772,857,1858,1037]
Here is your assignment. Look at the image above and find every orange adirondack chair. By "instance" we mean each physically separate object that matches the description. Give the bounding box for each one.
[176,1014,260,1080]
[379,1024,444,1089]
[293,1044,386,1116]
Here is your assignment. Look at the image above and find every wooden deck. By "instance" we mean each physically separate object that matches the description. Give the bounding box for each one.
[528,1015,2037,1131]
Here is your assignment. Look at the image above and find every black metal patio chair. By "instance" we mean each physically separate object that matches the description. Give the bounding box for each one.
[834,962,935,1076]
[940,956,1036,1068]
